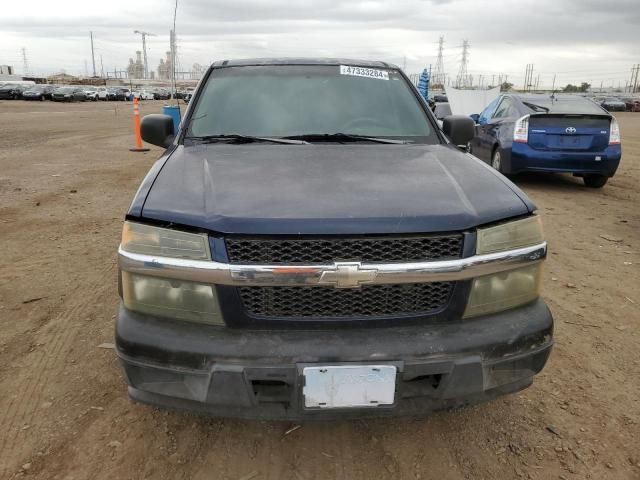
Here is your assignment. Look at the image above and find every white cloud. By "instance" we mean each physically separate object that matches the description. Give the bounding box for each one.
[1,0,638,88]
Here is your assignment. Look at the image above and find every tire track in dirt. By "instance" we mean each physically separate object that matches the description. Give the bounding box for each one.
[0,263,113,477]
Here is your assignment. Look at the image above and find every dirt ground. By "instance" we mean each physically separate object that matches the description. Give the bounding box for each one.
[0,99,638,480]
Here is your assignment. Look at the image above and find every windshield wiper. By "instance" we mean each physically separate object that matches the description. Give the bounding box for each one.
[522,102,550,113]
[187,134,309,145]
[282,133,410,144]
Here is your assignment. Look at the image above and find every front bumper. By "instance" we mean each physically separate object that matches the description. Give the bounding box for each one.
[508,143,621,176]
[116,299,553,420]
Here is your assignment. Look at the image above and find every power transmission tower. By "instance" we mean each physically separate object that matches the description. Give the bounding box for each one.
[21,48,31,77]
[90,31,97,77]
[630,64,640,93]
[433,36,445,87]
[456,40,470,88]
[524,64,534,92]
[134,30,156,79]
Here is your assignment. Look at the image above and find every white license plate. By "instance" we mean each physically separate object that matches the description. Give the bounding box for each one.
[303,365,396,409]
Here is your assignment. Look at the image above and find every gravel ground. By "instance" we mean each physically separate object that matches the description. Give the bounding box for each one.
[0,100,638,480]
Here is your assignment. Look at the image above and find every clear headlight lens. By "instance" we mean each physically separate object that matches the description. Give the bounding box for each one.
[476,215,544,255]
[465,215,545,318]
[121,221,210,260]
[121,272,224,325]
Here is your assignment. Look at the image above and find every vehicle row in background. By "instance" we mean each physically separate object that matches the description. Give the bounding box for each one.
[591,96,640,112]
[0,83,186,102]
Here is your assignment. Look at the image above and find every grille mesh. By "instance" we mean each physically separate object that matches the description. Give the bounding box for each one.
[225,235,463,264]
[238,283,453,318]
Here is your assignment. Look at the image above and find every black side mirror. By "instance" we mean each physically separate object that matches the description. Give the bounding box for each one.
[141,114,175,148]
[442,115,476,147]
[469,113,480,124]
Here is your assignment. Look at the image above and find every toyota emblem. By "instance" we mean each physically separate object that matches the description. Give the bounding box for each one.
[565,127,577,134]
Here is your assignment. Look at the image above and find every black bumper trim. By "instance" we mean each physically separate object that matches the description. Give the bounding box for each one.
[115,299,553,420]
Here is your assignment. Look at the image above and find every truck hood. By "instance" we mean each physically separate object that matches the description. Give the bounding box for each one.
[139,144,533,235]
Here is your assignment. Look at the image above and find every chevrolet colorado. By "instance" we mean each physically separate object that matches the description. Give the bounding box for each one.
[116,58,553,420]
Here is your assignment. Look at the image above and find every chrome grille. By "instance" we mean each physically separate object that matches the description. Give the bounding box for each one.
[238,282,453,318]
[225,234,463,264]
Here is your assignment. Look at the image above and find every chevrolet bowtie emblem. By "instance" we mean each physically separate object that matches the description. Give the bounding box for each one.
[318,262,378,288]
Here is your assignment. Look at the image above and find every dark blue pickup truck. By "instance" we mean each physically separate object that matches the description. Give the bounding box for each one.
[116,58,553,420]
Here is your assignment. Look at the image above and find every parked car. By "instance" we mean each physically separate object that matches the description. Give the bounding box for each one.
[96,86,110,101]
[621,97,640,112]
[183,88,196,104]
[133,89,154,100]
[83,87,99,101]
[468,94,621,188]
[106,87,126,101]
[52,86,86,102]
[153,88,171,100]
[116,58,553,420]
[21,85,55,101]
[600,97,626,112]
[0,83,32,99]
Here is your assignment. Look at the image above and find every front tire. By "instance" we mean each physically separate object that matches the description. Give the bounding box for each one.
[491,148,503,173]
[583,174,608,188]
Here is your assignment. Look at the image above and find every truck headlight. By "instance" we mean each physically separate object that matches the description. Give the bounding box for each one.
[464,216,544,318]
[121,221,210,260]
[476,215,544,255]
[121,272,224,325]
[120,222,224,325]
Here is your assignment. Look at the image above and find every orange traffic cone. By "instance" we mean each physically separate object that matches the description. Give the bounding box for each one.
[130,97,150,152]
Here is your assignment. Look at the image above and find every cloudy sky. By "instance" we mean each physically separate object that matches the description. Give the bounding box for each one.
[1,0,638,89]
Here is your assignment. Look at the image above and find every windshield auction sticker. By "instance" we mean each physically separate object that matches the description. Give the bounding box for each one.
[340,65,389,80]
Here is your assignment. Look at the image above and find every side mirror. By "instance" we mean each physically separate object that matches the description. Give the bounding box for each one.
[469,113,480,124]
[442,115,476,147]
[141,114,175,148]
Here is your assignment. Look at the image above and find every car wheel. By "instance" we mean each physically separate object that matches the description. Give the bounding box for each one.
[491,148,503,173]
[40,95,45,101]
[583,174,608,188]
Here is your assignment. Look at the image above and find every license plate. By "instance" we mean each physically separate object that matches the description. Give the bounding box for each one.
[303,365,396,409]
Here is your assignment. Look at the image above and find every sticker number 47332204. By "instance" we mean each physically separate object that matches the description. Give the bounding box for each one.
[340,65,389,80]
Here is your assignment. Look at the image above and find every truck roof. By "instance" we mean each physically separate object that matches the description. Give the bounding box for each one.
[210,58,399,69]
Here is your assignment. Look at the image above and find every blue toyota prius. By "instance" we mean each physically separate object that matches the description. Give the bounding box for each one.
[468,94,622,188]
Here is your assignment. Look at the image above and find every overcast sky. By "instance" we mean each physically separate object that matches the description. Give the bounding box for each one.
[1,0,638,88]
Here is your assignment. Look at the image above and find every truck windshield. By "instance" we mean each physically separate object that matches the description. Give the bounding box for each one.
[187,65,437,143]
